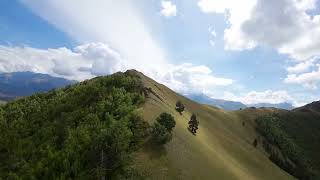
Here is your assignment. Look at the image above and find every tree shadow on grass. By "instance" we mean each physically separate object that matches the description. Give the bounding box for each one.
[187,127,197,136]
[143,138,167,159]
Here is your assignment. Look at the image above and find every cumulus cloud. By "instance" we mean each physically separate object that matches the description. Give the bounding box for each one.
[162,63,233,94]
[223,90,294,105]
[285,64,320,89]
[285,57,320,88]
[160,1,177,18]
[198,0,320,61]
[0,43,125,81]
[198,0,320,89]
[286,60,314,74]
[74,43,125,76]
[198,0,257,50]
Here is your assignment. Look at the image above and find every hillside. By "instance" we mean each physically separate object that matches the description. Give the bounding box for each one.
[0,72,74,101]
[132,70,294,180]
[0,70,295,179]
[256,101,320,179]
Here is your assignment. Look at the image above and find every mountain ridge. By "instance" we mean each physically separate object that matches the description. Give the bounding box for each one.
[0,70,302,179]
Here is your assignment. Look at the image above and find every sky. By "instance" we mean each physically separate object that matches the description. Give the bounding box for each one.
[0,0,320,106]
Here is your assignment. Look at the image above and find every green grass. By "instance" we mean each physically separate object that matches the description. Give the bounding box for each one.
[133,71,294,180]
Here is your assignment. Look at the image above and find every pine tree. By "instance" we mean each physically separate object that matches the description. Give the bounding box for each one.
[188,114,199,134]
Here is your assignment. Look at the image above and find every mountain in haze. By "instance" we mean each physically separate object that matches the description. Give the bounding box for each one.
[0,72,75,101]
[188,93,294,110]
[187,93,247,110]
[247,102,294,110]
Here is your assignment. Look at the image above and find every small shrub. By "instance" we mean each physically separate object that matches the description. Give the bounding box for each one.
[156,112,176,132]
[188,114,199,134]
[175,101,185,114]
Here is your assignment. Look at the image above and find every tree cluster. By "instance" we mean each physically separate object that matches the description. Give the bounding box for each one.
[151,112,176,145]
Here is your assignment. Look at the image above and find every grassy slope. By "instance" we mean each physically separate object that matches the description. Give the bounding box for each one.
[133,71,294,180]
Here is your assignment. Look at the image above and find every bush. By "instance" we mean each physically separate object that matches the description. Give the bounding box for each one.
[175,101,185,114]
[156,112,176,132]
[151,122,172,145]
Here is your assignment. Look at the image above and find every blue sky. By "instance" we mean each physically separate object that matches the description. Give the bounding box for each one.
[0,0,320,106]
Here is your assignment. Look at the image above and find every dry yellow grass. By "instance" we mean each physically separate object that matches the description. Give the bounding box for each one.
[133,71,295,180]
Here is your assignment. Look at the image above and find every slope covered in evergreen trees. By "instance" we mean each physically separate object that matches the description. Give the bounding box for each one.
[0,71,149,179]
[256,101,320,180]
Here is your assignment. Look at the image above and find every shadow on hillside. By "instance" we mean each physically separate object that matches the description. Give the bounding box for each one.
[142,138,167,159]
[187,127,197,136]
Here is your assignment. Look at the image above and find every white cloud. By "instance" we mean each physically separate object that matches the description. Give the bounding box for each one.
[285,64,320,89]
[160,1,177,18]
[197,0,320,61]
[286,60,314,74]
[285,57,320,88]
[223,90,294,105]
[198,0,320,90]
[198,0,257,50]
[74,43,125,76]
[208,27,217,46]
[0,43,125,81]
[209,40,216,47]
[209,27,217,37]
[0,44,233,95]
[162,63,233,94]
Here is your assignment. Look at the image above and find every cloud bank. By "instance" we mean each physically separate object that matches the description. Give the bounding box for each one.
[0,43,124,81]
[223,90,297,106]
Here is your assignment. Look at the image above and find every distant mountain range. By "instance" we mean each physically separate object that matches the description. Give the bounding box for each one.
[187,93,294,110]
[187,94,247,110]
[247,102,294,110]
[0,72,75,101]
